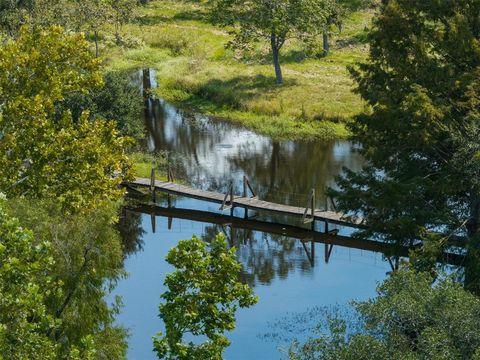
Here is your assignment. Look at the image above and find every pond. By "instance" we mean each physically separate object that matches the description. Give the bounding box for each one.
[111,69,390,359]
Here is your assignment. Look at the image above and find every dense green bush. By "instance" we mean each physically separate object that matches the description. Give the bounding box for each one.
[288,269,480,360]
[59,70,144,142]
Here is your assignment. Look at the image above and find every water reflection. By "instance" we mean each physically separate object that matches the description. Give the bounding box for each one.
[113,203,390,360]
[117,208,145,258]
[201,224,313,286]
[116,70,387,360]
[134,69,364,209]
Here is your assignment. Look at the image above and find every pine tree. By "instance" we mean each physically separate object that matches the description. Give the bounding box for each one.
[330,0,480,291]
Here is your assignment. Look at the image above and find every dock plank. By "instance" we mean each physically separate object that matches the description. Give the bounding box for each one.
[128,178,365,228]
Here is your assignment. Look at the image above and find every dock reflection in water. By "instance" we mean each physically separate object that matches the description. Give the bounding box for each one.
[112,70,390,360]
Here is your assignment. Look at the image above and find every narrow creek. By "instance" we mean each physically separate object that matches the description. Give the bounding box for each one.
[112,69,390,359]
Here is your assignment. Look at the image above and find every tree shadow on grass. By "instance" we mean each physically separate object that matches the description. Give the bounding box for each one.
[136,9,207,26]
[188,74,298,110]
[336,33,369,48]
[238,49,313,66]
[172,9,208,22]
[136,14,170,26]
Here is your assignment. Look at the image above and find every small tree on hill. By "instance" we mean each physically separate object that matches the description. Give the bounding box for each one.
[107,0,138,40]
[210,0,333,84]
[153,234,258,359]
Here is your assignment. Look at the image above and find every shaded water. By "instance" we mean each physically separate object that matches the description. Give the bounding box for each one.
[112,69,390,359]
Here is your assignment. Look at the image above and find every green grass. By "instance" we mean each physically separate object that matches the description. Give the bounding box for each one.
[105,0,374,140]
[129,152,168,179]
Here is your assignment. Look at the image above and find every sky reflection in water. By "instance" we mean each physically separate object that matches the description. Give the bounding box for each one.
[111,70,390,359]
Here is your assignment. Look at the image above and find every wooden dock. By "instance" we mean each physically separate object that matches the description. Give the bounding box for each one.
[128,177,365,229]
[125,176,466,268]
[127,203,465,268]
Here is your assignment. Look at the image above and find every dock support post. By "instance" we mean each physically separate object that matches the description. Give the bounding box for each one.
[243,176,247,198]
[302,188,316,228]
[230,183,234,217]
[150,168,156,203]
[220,180,234,214]
[151,213,156,233]
[311,189,315,231]
[243,176,247,218]
[311,240,315,266]
[242,176,257,219]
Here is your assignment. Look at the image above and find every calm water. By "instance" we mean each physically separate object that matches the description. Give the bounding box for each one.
[111,70,390,359]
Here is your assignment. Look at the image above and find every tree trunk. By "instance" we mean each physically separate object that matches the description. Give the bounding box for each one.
[323,31,330,56]
[94,30,99,58]
[270,33,283,85]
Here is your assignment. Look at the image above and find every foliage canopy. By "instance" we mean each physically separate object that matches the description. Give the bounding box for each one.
[0,26,132,210]
[210,0,333,84]
[0,197,58,360]
[330,0,480,290]
[154,234,258,359]
[288,269,480,360]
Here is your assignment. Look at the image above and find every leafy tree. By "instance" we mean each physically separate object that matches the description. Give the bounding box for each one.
[329,0,480,291]
[0,0,76,36]
[0,196,111,359]
[6,197,128,359]
[153,234,258,359]
[320,0,369,56]
[59,70,145,141]
[0,0,30,36]
[288,269,480,359]
[73,0,111,57]
[320,0,344,55]
[108,0,138,40]
[0,26,132,211]
[210,0,330,84]
[0,196,58,359]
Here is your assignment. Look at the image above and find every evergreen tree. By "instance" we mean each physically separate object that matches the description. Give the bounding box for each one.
[330,0,480,291]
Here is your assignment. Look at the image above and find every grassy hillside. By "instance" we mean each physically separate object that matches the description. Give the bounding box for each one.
[106,0,374,140]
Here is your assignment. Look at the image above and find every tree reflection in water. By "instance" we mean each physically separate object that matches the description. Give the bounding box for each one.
[201,224,313,287]
[117,207,145,259]
[135,69,364,212]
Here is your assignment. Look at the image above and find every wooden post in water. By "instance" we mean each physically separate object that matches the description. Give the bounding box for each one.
[243,176,248,219]
[242,175,257,219]
[150,168,156,203]
[151,212,156,233]
[311,240,315,266]
[230,182,234,217]
[243,175,247,198]
[219,180,234,216]
[302,188,316,230]
[311,189,315,231]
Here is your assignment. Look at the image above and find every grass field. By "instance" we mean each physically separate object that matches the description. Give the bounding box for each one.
[129,152,168,179]
[105,0,374,140]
